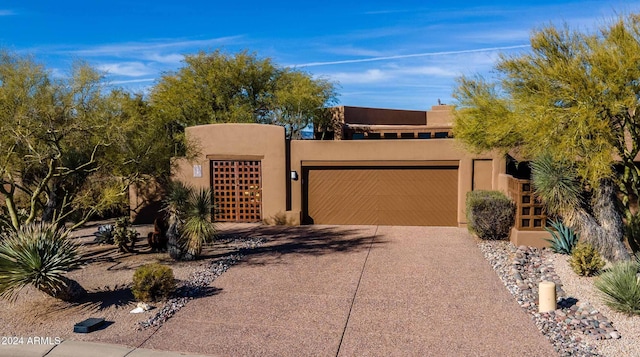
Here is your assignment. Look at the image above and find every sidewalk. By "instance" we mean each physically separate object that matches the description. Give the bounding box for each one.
[0,340,213,357]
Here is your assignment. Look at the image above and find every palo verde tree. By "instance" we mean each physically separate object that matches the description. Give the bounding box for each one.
[267,69,338,139]
[453,14,640,261]
[0,51,171,231]
[149,50,338,144]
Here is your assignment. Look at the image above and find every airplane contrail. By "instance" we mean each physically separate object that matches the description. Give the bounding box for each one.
[295,44,530,67]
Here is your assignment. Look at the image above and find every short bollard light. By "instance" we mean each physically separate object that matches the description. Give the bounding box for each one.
[538,281,557,313]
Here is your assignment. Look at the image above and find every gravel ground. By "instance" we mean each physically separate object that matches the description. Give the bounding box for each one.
[0,224,265,348]
[139,236,263,329]
[480,240,640,357]
[552,253,640,357]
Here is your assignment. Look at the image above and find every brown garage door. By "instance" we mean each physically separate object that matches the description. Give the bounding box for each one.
[304,166,458,226]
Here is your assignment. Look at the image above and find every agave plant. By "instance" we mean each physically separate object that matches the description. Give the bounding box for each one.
[93,224,115,244]
[181,188,216,260]
[0,223,86,301]
[544,218,579,254]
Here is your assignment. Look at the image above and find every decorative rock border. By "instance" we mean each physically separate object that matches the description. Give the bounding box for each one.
[479,241,619,356]
[139,237,264,329]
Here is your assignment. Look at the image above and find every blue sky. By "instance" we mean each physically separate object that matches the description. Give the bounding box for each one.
[1,1,639,110]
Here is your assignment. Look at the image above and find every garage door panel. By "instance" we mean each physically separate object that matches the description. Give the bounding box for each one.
[306,166,458,226]
[324,209,377,225]
[307,188,377,225]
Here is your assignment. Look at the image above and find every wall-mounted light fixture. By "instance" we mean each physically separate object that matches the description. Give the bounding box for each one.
[290,171,298,181]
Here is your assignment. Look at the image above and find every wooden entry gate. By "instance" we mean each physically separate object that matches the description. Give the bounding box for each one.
[210,160,262,222]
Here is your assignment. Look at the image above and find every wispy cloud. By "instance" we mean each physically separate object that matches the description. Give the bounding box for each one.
[67,35,244,57]
[142,53,184,64]
[324,64,458,85]
[329,69,390,84]
[0,10,15,16]
[319,45,388,58]
[364,9,417,15]
[109,78,155,85]
[97,62,154,77]
[395,65,458,77]
[458,29,531,43]
[295,45,530,67]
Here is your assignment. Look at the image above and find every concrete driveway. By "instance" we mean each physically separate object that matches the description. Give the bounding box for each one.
[140,224,556,356]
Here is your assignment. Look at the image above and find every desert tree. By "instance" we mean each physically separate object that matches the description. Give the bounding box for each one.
[149,50,338,146]
[0,51,172,231]
[453,14,640,261]
[267,69,338,139]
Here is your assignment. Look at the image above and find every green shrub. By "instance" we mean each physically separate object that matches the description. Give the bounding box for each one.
[595,259,640,315]
[570,241,605,276]
[0,223,85,301]
[114,217,139,253]
[132,263,175,302]
[545,219,579,254]
[465,190,515,240]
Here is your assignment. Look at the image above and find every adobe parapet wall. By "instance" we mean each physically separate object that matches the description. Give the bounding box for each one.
[172,123,287,221]
[289,139,502,226]
[426,105,454,127]
[338,104,454,127]
[170,123,505,227]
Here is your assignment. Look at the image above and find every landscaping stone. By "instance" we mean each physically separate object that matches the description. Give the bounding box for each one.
[138,236,264,329]
[478,241,619,357]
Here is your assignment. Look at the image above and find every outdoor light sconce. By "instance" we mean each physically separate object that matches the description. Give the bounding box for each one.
[290,171,299,180]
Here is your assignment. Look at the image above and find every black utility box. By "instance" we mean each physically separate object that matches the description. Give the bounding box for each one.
[73,318,105,333]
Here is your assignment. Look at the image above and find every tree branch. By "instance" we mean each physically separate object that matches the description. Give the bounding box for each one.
[25,157,56,225]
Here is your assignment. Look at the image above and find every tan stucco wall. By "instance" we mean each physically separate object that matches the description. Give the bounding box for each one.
[129,176,164,224]
[426,104,454,126]
[510,228,551,248]
[172,124,287,221]
[497,173,550,248]
[170,123,506,227]
[289,139,503,226]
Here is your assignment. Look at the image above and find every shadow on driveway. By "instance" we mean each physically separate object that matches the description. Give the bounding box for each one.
[215,224,387,266]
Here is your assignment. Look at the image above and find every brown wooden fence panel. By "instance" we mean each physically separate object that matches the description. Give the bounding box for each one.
[507,177,547,230]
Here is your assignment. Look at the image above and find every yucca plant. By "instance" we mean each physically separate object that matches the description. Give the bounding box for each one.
[531,154,629,262]
[0,223,86,301]
[181,188,216,260]
[544,218,579,254]
[162,181,216,260]
[162,181,191,260]
[595,259,640,315]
